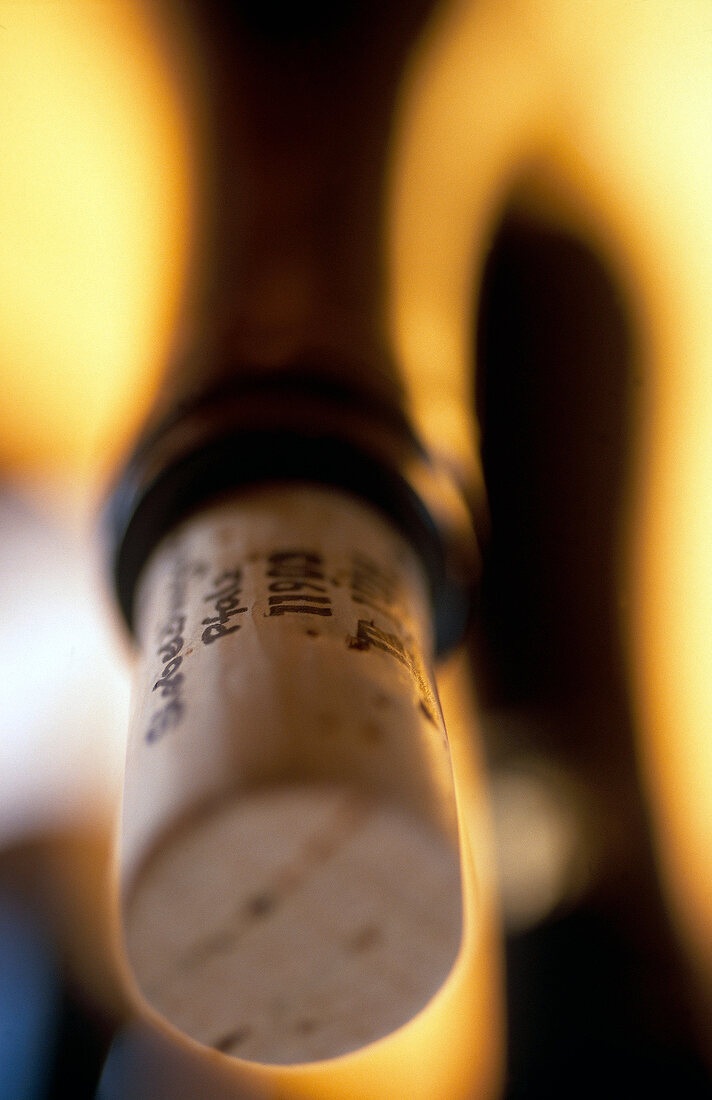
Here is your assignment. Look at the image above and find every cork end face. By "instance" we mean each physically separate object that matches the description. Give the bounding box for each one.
[122,782,463,1065]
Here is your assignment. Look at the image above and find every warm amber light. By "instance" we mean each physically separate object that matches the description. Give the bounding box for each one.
[389,0,712,1044]
[6,0,712,1089]
[0,0,192,495]
[2,5,503,1095]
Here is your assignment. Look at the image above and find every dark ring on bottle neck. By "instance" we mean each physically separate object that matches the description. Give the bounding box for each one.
[105,369,478,655]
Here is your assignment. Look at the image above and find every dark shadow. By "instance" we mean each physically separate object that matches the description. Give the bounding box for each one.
[474,206,710,1096]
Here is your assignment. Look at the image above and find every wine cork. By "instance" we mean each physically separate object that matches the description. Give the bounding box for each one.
[120,483,462,1064]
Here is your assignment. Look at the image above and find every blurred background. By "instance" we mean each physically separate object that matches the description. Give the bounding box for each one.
[2,0,712,1095]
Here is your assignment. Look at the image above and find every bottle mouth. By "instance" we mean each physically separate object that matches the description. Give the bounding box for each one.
[121,781,463,1066]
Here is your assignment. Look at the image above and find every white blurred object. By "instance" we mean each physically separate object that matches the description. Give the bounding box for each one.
[490,756,594,933]
[0,481,129,843]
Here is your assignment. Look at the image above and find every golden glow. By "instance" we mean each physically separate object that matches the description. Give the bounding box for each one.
[6,0,712,1088]
[389,0,712,1041]
[388,0,553,490]
[0,0,192,494]
[2,6,503,1094]
[528,0,712,1023]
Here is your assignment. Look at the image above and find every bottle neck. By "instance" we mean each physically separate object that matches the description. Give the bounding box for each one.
[157,0,436,416]
[107,0,478,656]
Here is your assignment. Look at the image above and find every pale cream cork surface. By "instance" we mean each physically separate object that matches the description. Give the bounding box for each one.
[120,485,463,1064]
[125,783,461,1064]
